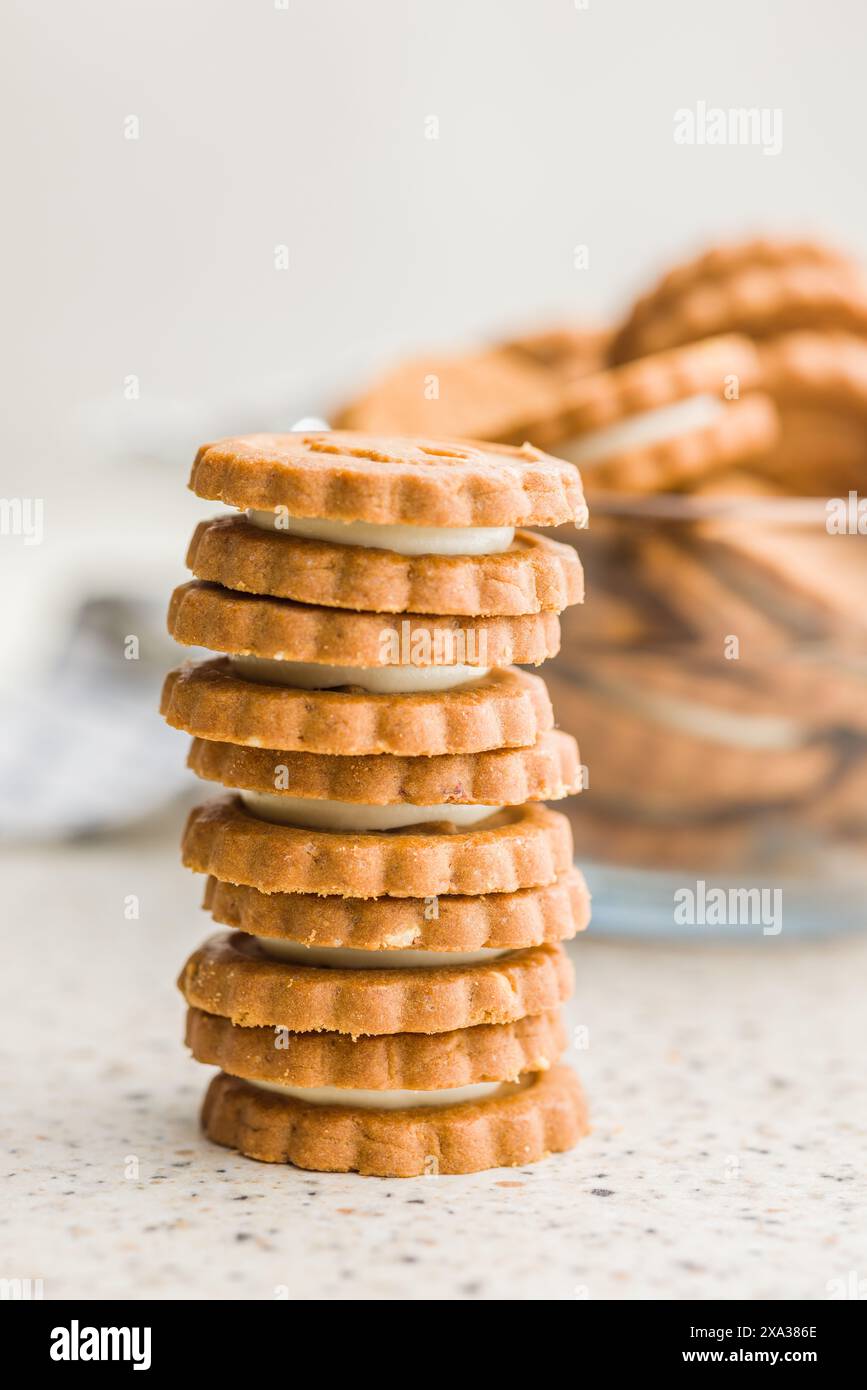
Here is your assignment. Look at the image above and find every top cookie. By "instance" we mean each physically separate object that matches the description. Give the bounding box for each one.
[189,431,587,529]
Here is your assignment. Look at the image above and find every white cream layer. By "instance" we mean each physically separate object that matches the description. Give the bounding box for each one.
[240,790,500,832]
[247,509,515,557]
[255,939,510,968]
[563,393,725,465]
[230,654,488,694]
[247,1077,522,1110]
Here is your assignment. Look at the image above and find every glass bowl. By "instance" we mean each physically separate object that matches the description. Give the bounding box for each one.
[549,493,867,938]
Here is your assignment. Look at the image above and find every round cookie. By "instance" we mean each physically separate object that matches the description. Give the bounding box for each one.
[200,1066,589,1176]
[189,431,587,529]
[167,580,561,668]
[184,1006,568,1090]
[178,933,574,1036]
[161,659,554,755]
[201,868,591,952]
[180,795,574,898]
[186,516,584,616]
[186,730,582,806]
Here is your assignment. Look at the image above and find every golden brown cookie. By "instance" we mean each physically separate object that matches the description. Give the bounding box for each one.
[189,431,587,528]
[333,347,571,447]
[167,581,561,667]
[178,932,573,1035]
[186,729,582,806]
[612,257,867,362]
[610,237,859,362]
[200,1065,588,1175]
[181,795,573,897]
[186,516,584,616]
[555,336,776,493]
[202,868,590,951]
[161,659,553,756]
[185,1005,568,1090]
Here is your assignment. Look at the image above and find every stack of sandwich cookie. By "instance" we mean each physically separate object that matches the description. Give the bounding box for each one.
[162,432,591,1176]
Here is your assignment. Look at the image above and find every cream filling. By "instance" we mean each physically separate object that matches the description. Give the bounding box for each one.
[246,509,515,557]
[247,1077,523,1109]
[240,790,500,831]
[230,654,489,694]
[255,939,510,967]
[563,393,725,465]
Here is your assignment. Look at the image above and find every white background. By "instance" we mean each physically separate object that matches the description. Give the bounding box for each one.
[4,0,867,476]
[3,0,867,668]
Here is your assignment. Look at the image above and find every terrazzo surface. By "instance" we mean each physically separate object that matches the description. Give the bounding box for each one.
[3,818,865,1300]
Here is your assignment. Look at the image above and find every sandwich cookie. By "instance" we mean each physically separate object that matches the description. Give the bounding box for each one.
[186,729,582,825]
[610,236,867,362]
[184,1005,569,1091]
[201,868,591,953]
[161,659,553,755]
[189,431,587,529]
[185,515,583,616]
[180,795,574,898]
[178,933,573,1036]
[555,335,777,493]
[199,1066,588,1176]
[167,580,562,668]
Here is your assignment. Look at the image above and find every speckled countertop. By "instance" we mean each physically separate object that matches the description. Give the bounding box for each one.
[3,815,866,1301]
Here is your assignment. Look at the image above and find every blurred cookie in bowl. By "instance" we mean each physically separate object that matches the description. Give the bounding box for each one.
[334,344,570,446]
[544,660,838,823]
[561,487,867,657]
[563,798,786,876]
[692,497,867,652]
[610,235,867,363]
[334,325,609,447]
[553,335,777,495]
[501,323,611,383]
[751,331,867,495]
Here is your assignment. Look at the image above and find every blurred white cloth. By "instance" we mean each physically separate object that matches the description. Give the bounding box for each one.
[0,595,193,840]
